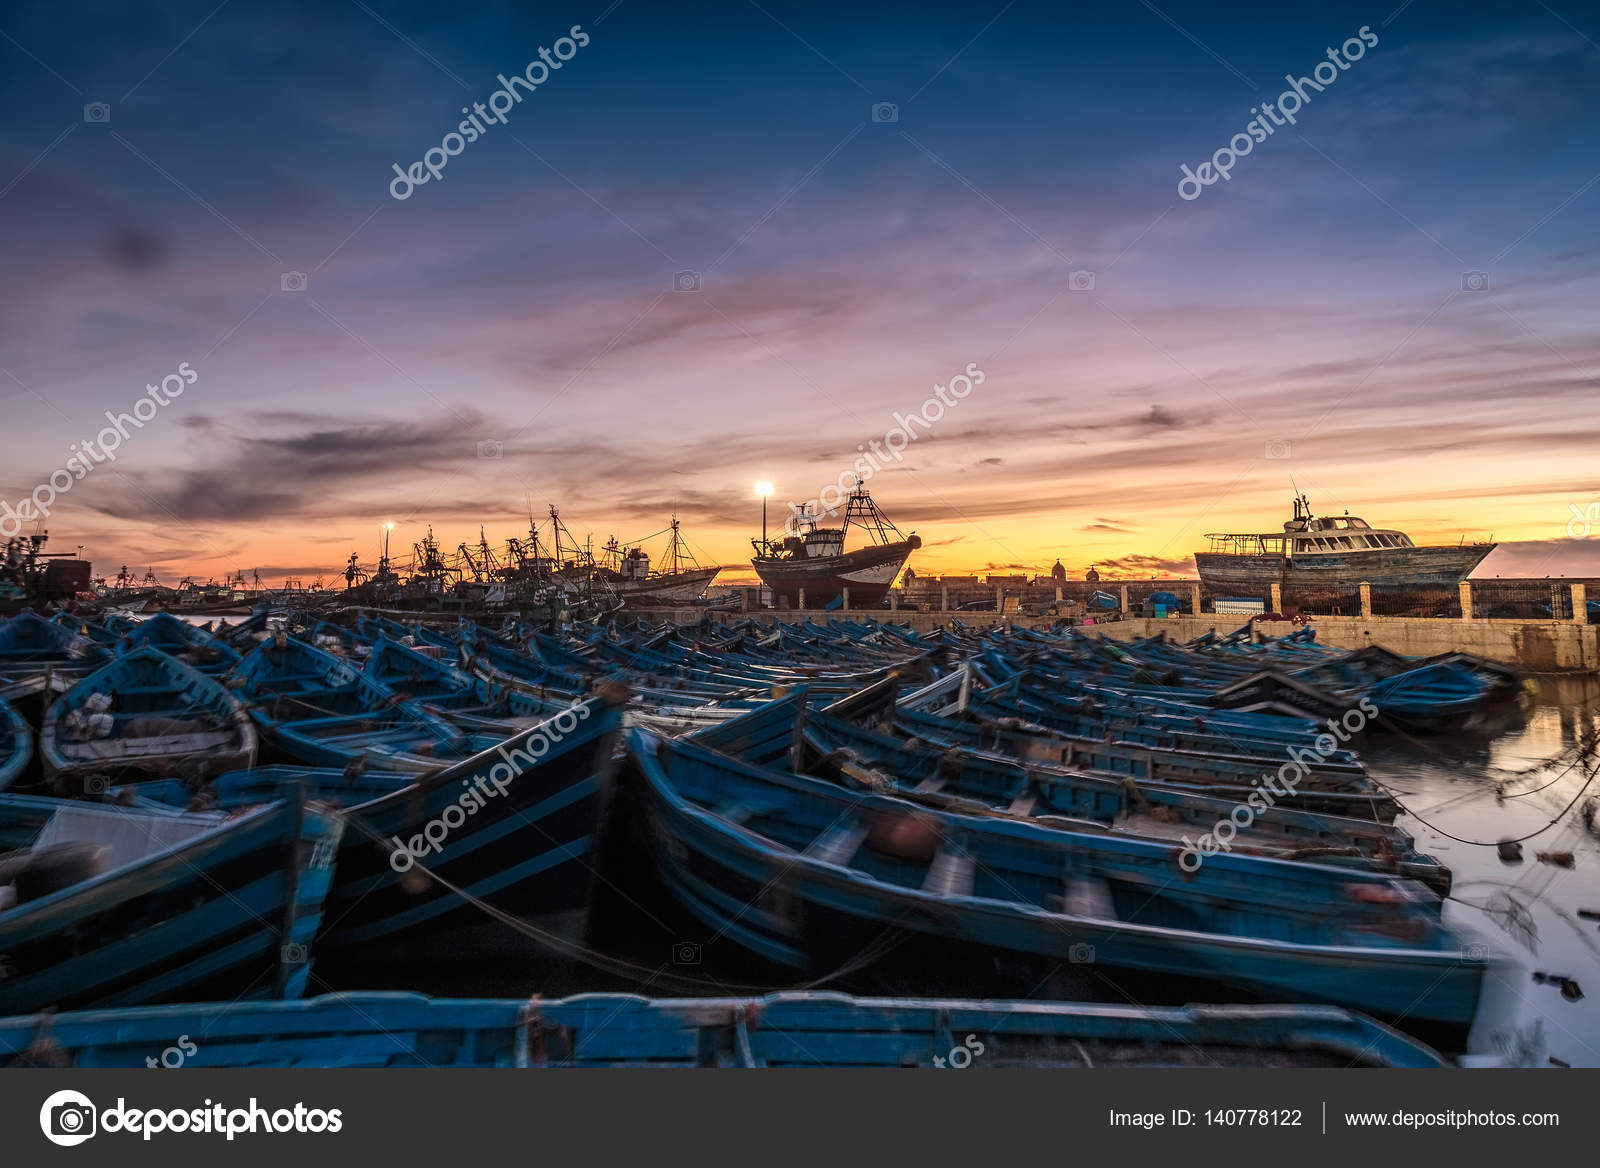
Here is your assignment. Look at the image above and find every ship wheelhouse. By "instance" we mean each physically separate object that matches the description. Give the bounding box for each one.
[1288,516,1415,556]
[1203,498,1418,559]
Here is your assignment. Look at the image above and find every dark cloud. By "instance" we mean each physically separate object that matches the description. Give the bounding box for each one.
[103,226,172,274]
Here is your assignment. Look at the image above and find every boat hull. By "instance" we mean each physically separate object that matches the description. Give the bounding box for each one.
[0,793,341,1014]
[318,696,624,952]
[0,991,1446,1068]
[753,540,917,608]
[632,732,1485,1029]
[1194,544,1494,601]
[606,567,722,605]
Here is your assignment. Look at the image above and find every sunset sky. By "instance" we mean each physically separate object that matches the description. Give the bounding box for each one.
[2,0,1598,588]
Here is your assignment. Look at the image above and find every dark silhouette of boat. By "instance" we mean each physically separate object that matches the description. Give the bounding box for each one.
[1194,495,1493,602]
[751,482,919,608]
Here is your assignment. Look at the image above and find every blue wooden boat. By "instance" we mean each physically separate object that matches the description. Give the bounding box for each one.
[131,764,417,813]
[231,634,463,771]
[119,611,242,675]
[0,611,110,677]
[40,645,257,791]
[887,702,1399,820]
[135,692,626,954]
[233,634,569,771]
[0,697,31,792]
[0,789,342,1013]
[0,990,1447,1068]
[692,691,1450,895]
[1366,663,1492,728]
[316,693,625,952]
[630,728,1486,1029]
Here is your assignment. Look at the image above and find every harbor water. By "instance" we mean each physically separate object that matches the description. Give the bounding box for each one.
[1365,676,1600,1067]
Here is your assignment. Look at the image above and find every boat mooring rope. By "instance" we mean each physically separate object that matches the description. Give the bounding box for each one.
[1378,758,1599,849]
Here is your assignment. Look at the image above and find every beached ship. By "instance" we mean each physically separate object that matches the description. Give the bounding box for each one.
[1195,496,1493,601]
[751,481,920,608]
[595,517,721,605]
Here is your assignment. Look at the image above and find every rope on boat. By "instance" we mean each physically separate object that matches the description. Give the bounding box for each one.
[340,810,911,995]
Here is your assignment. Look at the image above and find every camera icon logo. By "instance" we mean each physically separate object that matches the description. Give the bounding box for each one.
[673,270,700,292]
[477,439,503,460]
[1068,270,1095,292]
[1068,942,1095,964]
[871,102,899,123]
[1461,271,1489,292]
[672,941,701,965]
[280,942,309,965]
[84,775,109,796]
[1264,439,1292,460]
[83,102,111,123]
[40,1090,97,1146]
[281,271,308,293]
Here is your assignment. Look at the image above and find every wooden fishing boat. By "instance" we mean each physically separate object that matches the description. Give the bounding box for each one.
[232,634,471,771]
[317,693,626,952]
[886,703,1398,820]
[40,645,257,791]
[0,611,109,677]
[750,481,920,609]
[1195,494,1494,603]
[1365,663,1492,729]
[0,789,342,1014]
[692,691,1450,895]
[630,728,1486,1029]
[0,990,1447,1068]
[593,517,723,605]
[119,611,242,675]
[165,693,628,953]
[0,697,32,792]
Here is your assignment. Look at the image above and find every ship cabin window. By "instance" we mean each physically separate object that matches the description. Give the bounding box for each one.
[1337,536,1356,549]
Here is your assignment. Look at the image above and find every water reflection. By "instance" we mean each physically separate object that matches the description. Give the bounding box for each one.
[1364,677,1600,1067]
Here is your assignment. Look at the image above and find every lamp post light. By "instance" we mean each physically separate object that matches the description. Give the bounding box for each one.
[755,482,773,548]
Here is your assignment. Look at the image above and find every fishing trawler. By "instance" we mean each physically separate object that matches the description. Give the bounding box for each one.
[595,517,721,605]
[751,481,920,608]
[1195,495,1494,600]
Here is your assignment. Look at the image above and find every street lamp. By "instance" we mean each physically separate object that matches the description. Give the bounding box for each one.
[755,482,773,549]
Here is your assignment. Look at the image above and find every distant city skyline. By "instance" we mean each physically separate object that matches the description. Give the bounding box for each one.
[3,0,1598,587]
